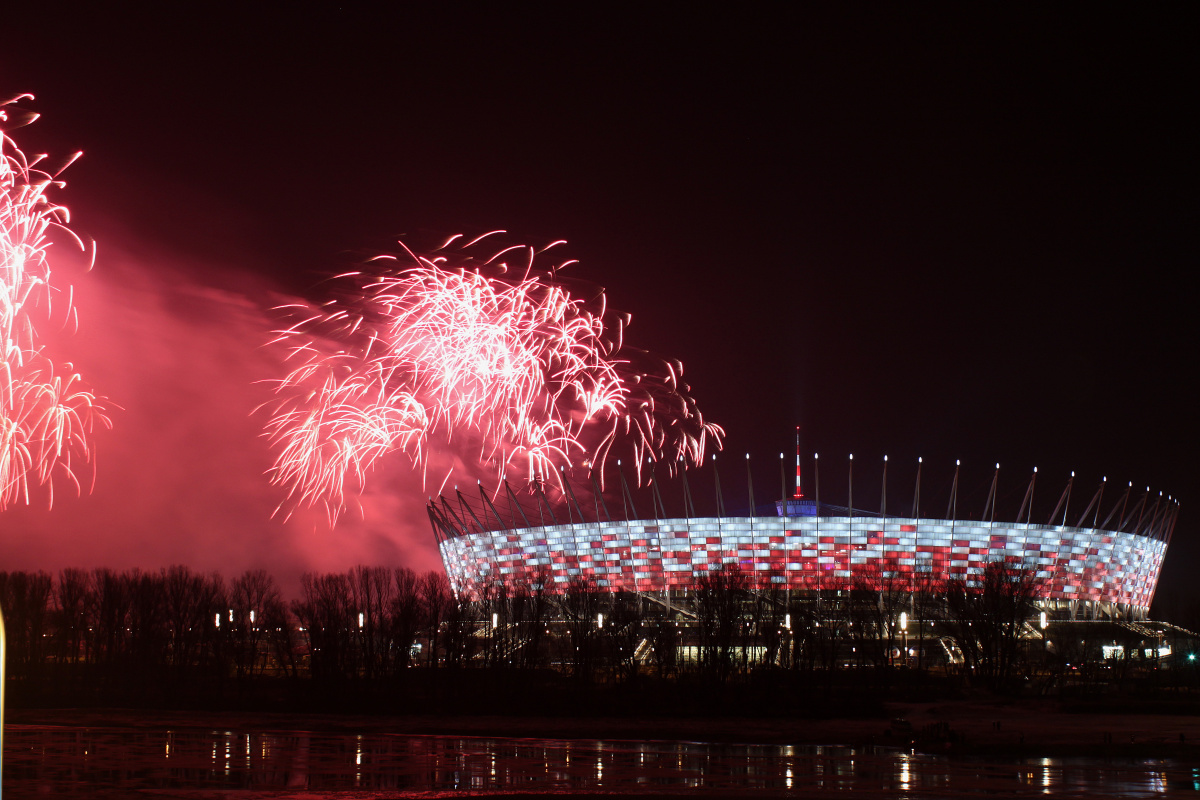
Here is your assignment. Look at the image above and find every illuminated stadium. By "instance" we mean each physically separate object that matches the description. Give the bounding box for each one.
[428,450,1178,622]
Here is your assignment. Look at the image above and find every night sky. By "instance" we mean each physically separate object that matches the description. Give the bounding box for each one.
[1,6,1195,604]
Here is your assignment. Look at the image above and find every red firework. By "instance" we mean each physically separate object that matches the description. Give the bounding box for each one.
[1,95,110,509]
[264,233,722,522]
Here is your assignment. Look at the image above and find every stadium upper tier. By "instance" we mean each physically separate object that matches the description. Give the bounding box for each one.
[434,514,1167,615]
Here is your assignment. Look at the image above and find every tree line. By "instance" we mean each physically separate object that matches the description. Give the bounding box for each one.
[1,560,1186,710]
[0,566,453,690]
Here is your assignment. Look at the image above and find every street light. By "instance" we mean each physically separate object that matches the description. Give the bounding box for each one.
[900,612,908,667]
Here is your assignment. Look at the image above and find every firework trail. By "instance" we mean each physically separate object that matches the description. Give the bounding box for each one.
[1,95,110,509]
[265,234,722,522]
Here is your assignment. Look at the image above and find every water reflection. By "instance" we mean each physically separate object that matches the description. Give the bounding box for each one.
[3,725,1197,797]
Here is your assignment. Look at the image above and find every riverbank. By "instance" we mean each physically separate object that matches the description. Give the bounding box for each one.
[9,697,1200,759]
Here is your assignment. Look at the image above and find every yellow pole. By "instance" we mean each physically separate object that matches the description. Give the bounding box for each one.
[1,604,6,797]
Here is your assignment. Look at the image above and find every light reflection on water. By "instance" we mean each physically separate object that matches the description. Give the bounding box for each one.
[3,725,1199,797]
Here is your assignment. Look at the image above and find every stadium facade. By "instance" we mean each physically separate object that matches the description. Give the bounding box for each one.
[428,458,1178,621]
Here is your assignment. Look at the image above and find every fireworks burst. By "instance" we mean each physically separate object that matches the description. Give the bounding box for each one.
[1,95,110,509]
[265,233,722,522]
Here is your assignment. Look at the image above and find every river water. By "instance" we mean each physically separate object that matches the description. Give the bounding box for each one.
[4,724,1200,797]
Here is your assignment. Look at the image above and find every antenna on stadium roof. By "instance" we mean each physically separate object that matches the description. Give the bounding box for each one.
[1065,472,1075,523]
[1074,475,1107,529]
[779,452,785,503]
[712,453,725,517]
[745,453,756,525]
[813,453,820,517]
[680,455,696,519]
[794,426,804,499]
[983,463,1000,524]
[590,471,611,523]
[649,457,666,521]
[947,459,960,524]
[848,454,854,520]
[560,464,586,524]
[880,455,888,518]
[1018,467,1038,524]
[616,459,637,521]
[912,457,922,519]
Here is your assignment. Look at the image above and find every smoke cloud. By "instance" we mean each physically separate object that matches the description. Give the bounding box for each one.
[0,238,443,596]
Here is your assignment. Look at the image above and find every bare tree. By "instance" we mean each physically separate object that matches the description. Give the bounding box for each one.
[349,566,396,678]
[911,569,941,671]
[473,580,508,668]
[606,590,645,681]
[750,573,786,669]
[441,594,481,669]
[53,567,91,666]
[558,576,607,680]
[788,597,818,673]
[231,569,283,678]
[293,572,354,680]
[419,570,453,668]
[162,566,224,672]
[0,571,53,679]
[847,563,909,671]
[943,560,1042,689]
[89,568,130,667]
[391,567,424,671]
[261,589,296,678]
[691,563,749,683]
[126,570,169,675]
[645,602,679,678]
[810,587,851,675]
[510,565,553,671]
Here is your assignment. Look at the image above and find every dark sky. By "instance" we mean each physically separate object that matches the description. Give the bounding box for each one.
[1,5,1195,602]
